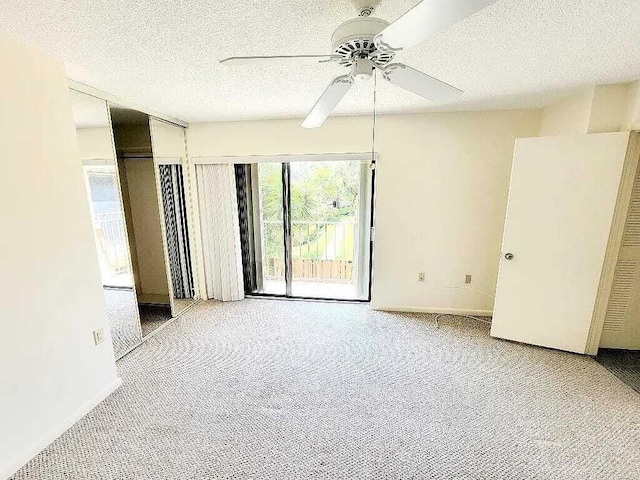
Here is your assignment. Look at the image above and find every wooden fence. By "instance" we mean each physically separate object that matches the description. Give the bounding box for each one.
[266,258,353,283]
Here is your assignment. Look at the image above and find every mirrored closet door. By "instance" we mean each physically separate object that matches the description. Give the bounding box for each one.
[109,104,174,337]
[70,90,142,359]
[150,118,197,317]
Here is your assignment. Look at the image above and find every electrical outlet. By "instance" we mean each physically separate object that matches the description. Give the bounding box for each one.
[418,272,426,282]
[465,274,472,285]
[93,328,105,346]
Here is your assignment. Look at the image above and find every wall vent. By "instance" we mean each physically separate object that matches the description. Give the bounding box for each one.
[602,260,637,332]
[622,167,640,246]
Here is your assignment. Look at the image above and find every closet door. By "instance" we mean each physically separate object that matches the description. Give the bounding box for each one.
[149,118,197,317]
[599,133,640,350]
[491,133,631,354]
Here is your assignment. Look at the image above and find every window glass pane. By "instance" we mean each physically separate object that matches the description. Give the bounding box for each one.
[257,163,285,295]
[289,161,370,300]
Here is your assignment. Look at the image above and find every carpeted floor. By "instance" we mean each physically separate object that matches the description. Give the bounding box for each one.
[596,348,640,393]
[103,288,142,358]
[12,300,640,479]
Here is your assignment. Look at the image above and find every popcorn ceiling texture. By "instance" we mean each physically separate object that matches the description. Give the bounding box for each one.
[12,299,640,479]
[2,1,640,121]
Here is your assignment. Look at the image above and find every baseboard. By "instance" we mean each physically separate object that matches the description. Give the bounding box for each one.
[3,377,122,479]
[371,304,493,317]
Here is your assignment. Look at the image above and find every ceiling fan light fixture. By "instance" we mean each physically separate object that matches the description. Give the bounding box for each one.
[352,57,373,81]
[221,0,495,127]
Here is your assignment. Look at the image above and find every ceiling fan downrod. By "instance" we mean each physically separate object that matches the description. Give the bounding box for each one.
[350,0,381,17]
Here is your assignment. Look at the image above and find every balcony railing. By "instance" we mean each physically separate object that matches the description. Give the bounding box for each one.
[262,220,357,284]
[92,212,130,274]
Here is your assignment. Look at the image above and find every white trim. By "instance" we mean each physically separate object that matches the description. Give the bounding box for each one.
[81,158,115,166]
[68,80,188,128]
[185,147,207,301]
[192,152,377,165]
[3,377,122,479]
[155,156,183,166]
[371,304,493,317]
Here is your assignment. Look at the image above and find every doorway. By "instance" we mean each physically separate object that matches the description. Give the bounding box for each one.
[235,159,373,301]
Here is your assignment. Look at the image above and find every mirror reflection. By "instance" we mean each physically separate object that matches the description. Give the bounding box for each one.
[109,105,174,337]
[72,93,198,352]
[149,119,197,317]
[70,90,142,358]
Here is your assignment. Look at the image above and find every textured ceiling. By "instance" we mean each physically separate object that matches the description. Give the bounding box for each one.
[3,0,640,123]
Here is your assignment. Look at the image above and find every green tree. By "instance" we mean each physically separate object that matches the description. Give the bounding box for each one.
[258,161,361,261]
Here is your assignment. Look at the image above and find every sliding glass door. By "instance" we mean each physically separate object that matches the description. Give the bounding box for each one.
[256,163,286,295]
[235,159,373,301]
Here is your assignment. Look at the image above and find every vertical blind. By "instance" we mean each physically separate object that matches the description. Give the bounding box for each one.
[159,164,194,299]
[195,164,244,301]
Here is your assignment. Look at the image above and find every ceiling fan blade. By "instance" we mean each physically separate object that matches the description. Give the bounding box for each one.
[383,63,463,102]
[302,75,354,129]
[220,55,340,65]
[375,0,499,51]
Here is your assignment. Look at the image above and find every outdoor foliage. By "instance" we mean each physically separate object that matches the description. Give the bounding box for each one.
[258,161,360,261]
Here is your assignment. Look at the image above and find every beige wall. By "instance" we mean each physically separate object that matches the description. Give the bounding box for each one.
[0,38,120,477]
[150,118,187,158]
[188,109,541,314]
[76,127,115,161]
[588,84,631,133]
[626,81,640,131]
[123,158,170,297]
[538,88,594,136]
[116,159,142,290]
[539,82,640,137]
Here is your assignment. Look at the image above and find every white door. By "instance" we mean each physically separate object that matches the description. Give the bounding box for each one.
[491,133,631,354]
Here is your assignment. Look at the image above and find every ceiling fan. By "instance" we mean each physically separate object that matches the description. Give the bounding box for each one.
[221,0,498,128]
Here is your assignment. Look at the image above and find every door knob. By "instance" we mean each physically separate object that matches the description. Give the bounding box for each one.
[504,253,514,260]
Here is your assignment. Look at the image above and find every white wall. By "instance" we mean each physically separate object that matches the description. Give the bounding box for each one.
[188,109,541,314]
[0,38,120,478]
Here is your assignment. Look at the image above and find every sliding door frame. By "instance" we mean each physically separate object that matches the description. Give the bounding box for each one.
[200,153,376,303]
[281,163,294,297]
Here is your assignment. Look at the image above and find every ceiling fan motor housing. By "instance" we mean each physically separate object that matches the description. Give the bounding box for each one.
[331,17,395,69]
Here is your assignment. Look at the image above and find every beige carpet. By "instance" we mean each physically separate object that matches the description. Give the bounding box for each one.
[103,288,142,359]
[12,299,640,479]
